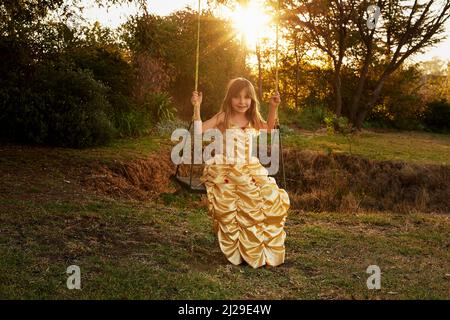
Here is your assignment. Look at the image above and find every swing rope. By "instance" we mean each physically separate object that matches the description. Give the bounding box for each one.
[195,0,201,92]
[173,0,202,191]
[275,0,279,95]
[274,0,287,190]
[188,0,202,189]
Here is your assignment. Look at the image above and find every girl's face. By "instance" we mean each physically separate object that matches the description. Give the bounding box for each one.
[231,88,252,114]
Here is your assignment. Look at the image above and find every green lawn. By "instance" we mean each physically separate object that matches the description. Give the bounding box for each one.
[1,196,448,299]
[284,129,450,165]
[0,129,449,299]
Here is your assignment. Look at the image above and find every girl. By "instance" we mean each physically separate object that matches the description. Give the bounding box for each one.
[191,77,290,268]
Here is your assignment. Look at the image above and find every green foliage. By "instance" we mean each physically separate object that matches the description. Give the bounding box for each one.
[278,124,295,136]
[111,106,151,138]
[68,44,134,97]
[324,115,352,135]
[0,7,164,147]
[0,5,122,148]
[296,105,331,131]
[162,10,249,119]
[65,40,158,138]
[324,114,355,154]
[363,65,427,131]
[107,92,176,138]
[121,14,177,59]
[142,92,176,124]
[155,118,190,137]
[0,62,116,148]
[423,100,450,133]
[3,1,446,149]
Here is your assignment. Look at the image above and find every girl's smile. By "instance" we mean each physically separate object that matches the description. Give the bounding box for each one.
[231,89,252,113]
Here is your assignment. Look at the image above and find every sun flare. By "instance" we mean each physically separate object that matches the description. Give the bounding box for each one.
[221,1,273,50]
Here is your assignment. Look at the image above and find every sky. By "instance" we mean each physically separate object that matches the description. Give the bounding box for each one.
[82,0,449,63]
[82,0,206,26]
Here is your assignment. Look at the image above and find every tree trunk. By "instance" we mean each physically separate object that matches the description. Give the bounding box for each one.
[350,27,375,124]
[355,75,389,129]
[333,70,343,117]
[350,56,371,124]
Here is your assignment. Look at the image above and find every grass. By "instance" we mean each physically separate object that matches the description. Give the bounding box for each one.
[0,196,449,299]
[52,126,450,166]
[284,129,450,165]
[66,135,167,163]
[0,129,449,299]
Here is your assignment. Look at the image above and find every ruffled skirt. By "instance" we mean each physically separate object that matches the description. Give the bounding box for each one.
[200,159,290,268]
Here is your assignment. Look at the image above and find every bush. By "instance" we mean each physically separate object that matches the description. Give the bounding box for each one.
[423,99,450,132]
[278,124,295,136]
[296,105,331,131]
[0,62,116,148]
[109,91,176,137]
[68,45,135,98]
[107,94,148,137]
[0,55,177,147]
[142,91,176,125]
[155,118,189,137]
[366,103,426,131]
[393,117,426,131]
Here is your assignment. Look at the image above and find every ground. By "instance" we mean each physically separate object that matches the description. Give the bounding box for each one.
[0,129,449,299]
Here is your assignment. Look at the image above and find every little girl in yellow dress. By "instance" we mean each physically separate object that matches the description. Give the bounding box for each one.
[191,77,290,268]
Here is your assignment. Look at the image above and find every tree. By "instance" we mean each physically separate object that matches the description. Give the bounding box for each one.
[166,9,248,119]
[418,59,450,104]
[351,0,450,129]
[286,0,357,117]
[286,0,450,129]
[282,9,310,109]
[124,8,248,119]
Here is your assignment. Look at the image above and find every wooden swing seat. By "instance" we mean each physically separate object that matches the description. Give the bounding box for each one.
[173,175,206,193]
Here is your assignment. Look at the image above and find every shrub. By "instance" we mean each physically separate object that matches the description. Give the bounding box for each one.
[107,94,150,137]
[142,91,176,125]
[423,99,450,132]
[296,105,331,131]
[324,115,355,154]
[155,118,189,137]
[0,62,116,148]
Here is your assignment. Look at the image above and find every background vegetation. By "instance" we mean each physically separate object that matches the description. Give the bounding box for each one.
[1,0,449,148]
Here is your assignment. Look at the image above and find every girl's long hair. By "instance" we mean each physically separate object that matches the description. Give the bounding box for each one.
[218,77,266,131]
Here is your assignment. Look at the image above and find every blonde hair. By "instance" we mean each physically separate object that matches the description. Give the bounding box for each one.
[218,77,265,132]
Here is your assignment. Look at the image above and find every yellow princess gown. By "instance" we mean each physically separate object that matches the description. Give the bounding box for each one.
[200,123,290,268]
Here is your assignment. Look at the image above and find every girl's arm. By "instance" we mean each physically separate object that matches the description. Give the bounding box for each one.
[191,91,202,121]
[202,112,224,133]
[191,91,223,134]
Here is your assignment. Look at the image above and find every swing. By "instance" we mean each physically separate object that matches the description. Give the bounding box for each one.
[172,0,286,193]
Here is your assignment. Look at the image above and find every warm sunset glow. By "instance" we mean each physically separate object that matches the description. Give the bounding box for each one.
[221,1,273,49]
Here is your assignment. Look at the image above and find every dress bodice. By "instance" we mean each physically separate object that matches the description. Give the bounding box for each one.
[204,122,260,166]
